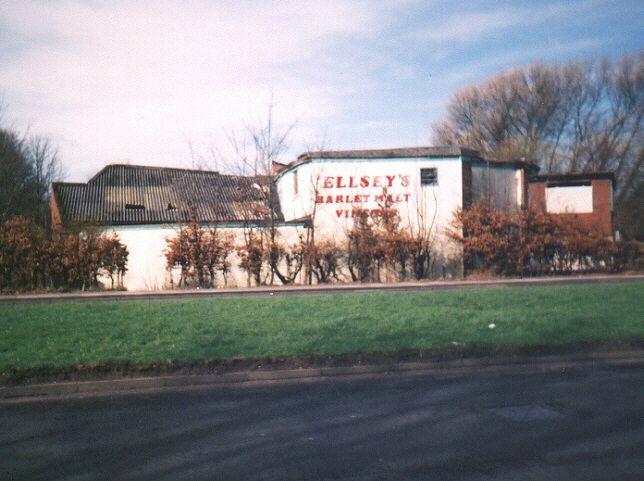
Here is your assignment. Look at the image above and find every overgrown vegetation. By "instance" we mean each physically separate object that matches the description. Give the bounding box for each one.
[165,216,234,288]
[1,282,642,371]
[344,199,433,283]
[0,217,128,292]
[232,191,439,286]
[451,203,641,276]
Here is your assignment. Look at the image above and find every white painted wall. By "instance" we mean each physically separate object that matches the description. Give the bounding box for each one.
[278,157,466,276]
[546,185,593,213]
[99,223,307,291]
[95,156,526,290]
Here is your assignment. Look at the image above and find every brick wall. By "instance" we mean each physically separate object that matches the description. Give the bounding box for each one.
[528,178,613,238]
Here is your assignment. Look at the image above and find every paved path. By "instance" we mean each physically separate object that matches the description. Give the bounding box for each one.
[1,273,643,304]
[1,362,643,480]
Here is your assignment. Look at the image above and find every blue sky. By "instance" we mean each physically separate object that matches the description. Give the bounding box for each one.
[1,0,642,181]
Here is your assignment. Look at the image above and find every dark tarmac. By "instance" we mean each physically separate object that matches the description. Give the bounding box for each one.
[1,362,643,480]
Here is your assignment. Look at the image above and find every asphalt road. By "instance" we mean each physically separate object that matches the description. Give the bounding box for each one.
[2,363,643,481]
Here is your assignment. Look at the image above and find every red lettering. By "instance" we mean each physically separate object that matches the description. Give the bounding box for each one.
[336,195,344,203]
[372,176,381,187]
[323,177,334,188]
[315,195,324,203]
[336,176,346,188]
[325,195,333,203]
[348,176,357,188]
[336,210,344,218]
[401,175,410,187]
[360,176,369,187]
[386,175,396,187]
[404,193,411,202]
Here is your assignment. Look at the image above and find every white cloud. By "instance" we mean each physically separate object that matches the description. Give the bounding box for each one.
[0,0,393,179]
[0,0,627,180]
[411,2,587,44]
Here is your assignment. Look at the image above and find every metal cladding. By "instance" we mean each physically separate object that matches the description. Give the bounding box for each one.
[52,164,283,226]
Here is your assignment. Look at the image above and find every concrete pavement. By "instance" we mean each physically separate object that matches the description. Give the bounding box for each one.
[1,349,642,400]
[1,361,643,480]
[1,273,643,304]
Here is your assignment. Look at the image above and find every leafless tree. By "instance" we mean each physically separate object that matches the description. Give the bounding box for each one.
[215,102,296,177]
[27,136,64,223]
[0,107,63,226]
[297,133,331,284]
[404,184,439,279]
[223,103,304,284]
[433,53,642,236]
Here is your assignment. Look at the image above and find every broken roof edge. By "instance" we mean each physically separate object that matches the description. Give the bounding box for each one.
[275,146,539,180]
[470,157,540,173]
[296,146,473,161]
[528,171,615,185]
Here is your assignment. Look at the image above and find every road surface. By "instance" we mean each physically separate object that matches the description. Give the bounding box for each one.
[1,362,643,480]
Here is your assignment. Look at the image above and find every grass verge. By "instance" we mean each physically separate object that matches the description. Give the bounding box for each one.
[1,282,643,382]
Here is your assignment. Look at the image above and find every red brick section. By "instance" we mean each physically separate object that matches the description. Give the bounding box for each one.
[527,181,547,211]
[591,179,614,237]
[527,178,614,238]
[50,193,62,231]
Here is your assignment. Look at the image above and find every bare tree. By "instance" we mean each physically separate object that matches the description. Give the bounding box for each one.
[0,100,64,226]
[433,53,642,237]
[298,133,330,284]
[218,102,296,177]
[0,131,63,226]
[0,128,31,222]
[223,103,303,285]
[27,136,64,224]
[404,184,439,279]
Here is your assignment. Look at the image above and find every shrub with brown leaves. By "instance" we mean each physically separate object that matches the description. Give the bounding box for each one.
[165,218,234,288]
[451,203,628,276]
[0,217,129,291]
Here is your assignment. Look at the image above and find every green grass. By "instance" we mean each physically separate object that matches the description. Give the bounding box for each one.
[1,282,643,371]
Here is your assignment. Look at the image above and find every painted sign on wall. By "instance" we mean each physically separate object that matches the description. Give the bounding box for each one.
[314,174,413,218]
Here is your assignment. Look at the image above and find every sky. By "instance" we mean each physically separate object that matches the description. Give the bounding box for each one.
[1,0,642,181]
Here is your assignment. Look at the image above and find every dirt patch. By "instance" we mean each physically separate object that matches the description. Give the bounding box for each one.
[2,340,642,386]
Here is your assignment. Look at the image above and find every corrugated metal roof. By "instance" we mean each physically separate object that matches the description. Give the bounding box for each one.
[52,164,284,226]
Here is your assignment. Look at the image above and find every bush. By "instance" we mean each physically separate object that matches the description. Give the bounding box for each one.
[165,219,234,288]
[451,204,632,276]
[306,239,342,283]
[345,208,381,282]
[236,227,270,286]
[0,217,47,290]
[343,193,437,282]
[0,217,129,292]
